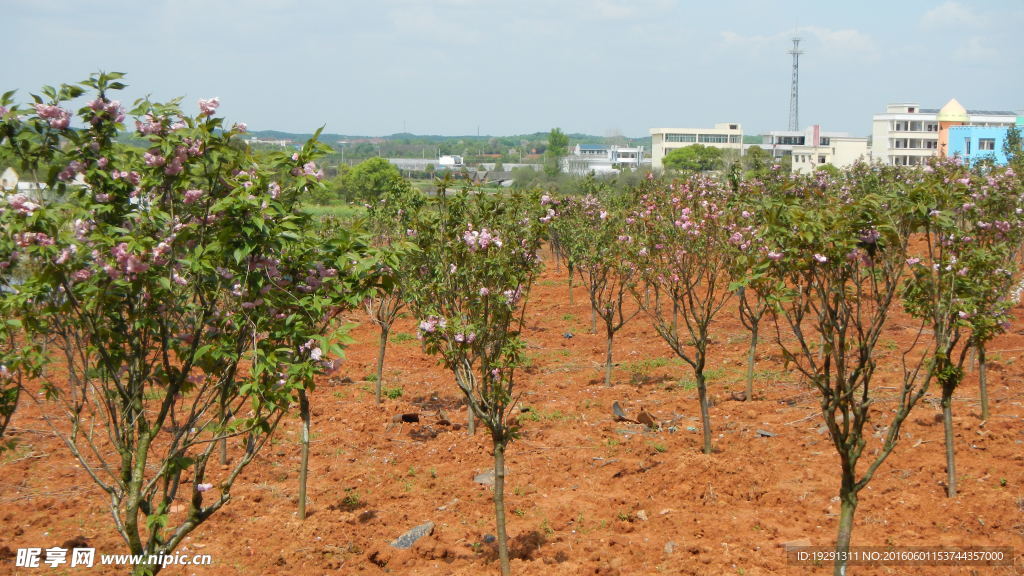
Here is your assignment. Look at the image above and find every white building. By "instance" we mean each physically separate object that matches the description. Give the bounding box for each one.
[871,102,1018,166]
[791,136,870,174]
[650,123,743,170]
[561,144,646,175]
[761,126,857,160]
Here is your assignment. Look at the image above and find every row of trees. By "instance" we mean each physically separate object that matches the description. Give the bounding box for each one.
[2,73,1022,576]
[359,155,1024,576]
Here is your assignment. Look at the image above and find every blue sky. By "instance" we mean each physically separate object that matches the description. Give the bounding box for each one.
[3,0,1022,138]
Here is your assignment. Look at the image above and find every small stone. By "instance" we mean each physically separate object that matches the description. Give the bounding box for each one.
[482,534,496,544]
[756,429,776,438]
[637,409,658,429]
[563,332,574,339]
[390,522,434,550]
[612,401,632,423]
[634,509,648,522]
[686,426,698,433]
[474,470,495,486]
[664,541,676,555]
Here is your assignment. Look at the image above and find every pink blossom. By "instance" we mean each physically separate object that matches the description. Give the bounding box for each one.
[71,269,93,282]
[34,104,71,129]
[905,257,920,265]
[196,483,213,493]
[268,181,281,198]
[235,122,247,133]
[164,158,184,176]
[143,151,165,167]
[183,189,204,204]
[198,97,220,116]
[813,253,828,263]
[302,161,324,180]
[8,194,41,216]
[418,316,446,335]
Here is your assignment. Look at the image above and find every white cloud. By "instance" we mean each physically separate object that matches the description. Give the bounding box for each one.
[921,2,990,29]
[720,26,877,60]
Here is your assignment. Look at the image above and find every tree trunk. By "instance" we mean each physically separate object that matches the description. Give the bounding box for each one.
[672,300,679,338]
[567,267,574,307]
[297,389,311,520]
[590,305,597,334]
[467,402,476,435]
[375,325,390,404]
[493,441,511,576]
[696,370,712,454]
[942,391,957,498]
[834,491,858,576]
[745,322,758,400]
[218,391,228,465]
[978,343,989,421]
[604,329,614,387]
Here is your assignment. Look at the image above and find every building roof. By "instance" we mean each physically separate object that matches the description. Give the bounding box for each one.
[937,99,969,122]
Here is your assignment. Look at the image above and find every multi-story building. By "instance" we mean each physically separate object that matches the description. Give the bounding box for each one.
[790,135,870,174]
[947,119,1024,166]
[761,126,856,161]
[562,144,646,175]
[650,123,743,170]
[871,100,1018,166]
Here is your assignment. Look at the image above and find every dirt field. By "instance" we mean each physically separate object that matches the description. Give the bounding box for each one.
[2,258,1022,575]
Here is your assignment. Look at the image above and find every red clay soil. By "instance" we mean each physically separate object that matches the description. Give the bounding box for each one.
[2,257,1023,575]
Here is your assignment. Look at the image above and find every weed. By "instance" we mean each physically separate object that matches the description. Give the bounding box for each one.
[513,508,526,517]
[1000,478,1008,487]
[562,313,577,322]
[540,518,554,536]
[650,442,668,453]
[392,332,416,343]
[364,373,378,382]
[616,511,632,522]
[519,407,570,422]
[383,386,403,399]
[342,489,361,510]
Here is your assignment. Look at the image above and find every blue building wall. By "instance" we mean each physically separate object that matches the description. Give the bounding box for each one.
[948,122,1022,165]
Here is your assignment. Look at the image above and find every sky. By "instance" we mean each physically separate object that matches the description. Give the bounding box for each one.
[3,0,1023,139]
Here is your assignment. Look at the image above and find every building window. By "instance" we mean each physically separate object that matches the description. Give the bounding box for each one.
[818,155,826,164]
[666,133,696,143]
[926,123,938,132]
[925,140,937,149]
[698,134,728,144]
[965,139,971,155]
[979,138,996,151]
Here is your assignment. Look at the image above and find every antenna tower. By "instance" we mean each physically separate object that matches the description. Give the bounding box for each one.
[788,37,803,131]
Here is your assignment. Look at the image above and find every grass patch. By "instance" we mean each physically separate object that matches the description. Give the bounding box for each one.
[391,332,417,343]
[519,407,572,422]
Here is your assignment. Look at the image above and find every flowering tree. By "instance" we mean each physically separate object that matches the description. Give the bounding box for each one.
[629,174,744,454]
[363,180,423,402]
[755,165,934,575]
[0,74,371,573]
[408,182,545,576]
[552,193,639,386]
[903,159,1024,497]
